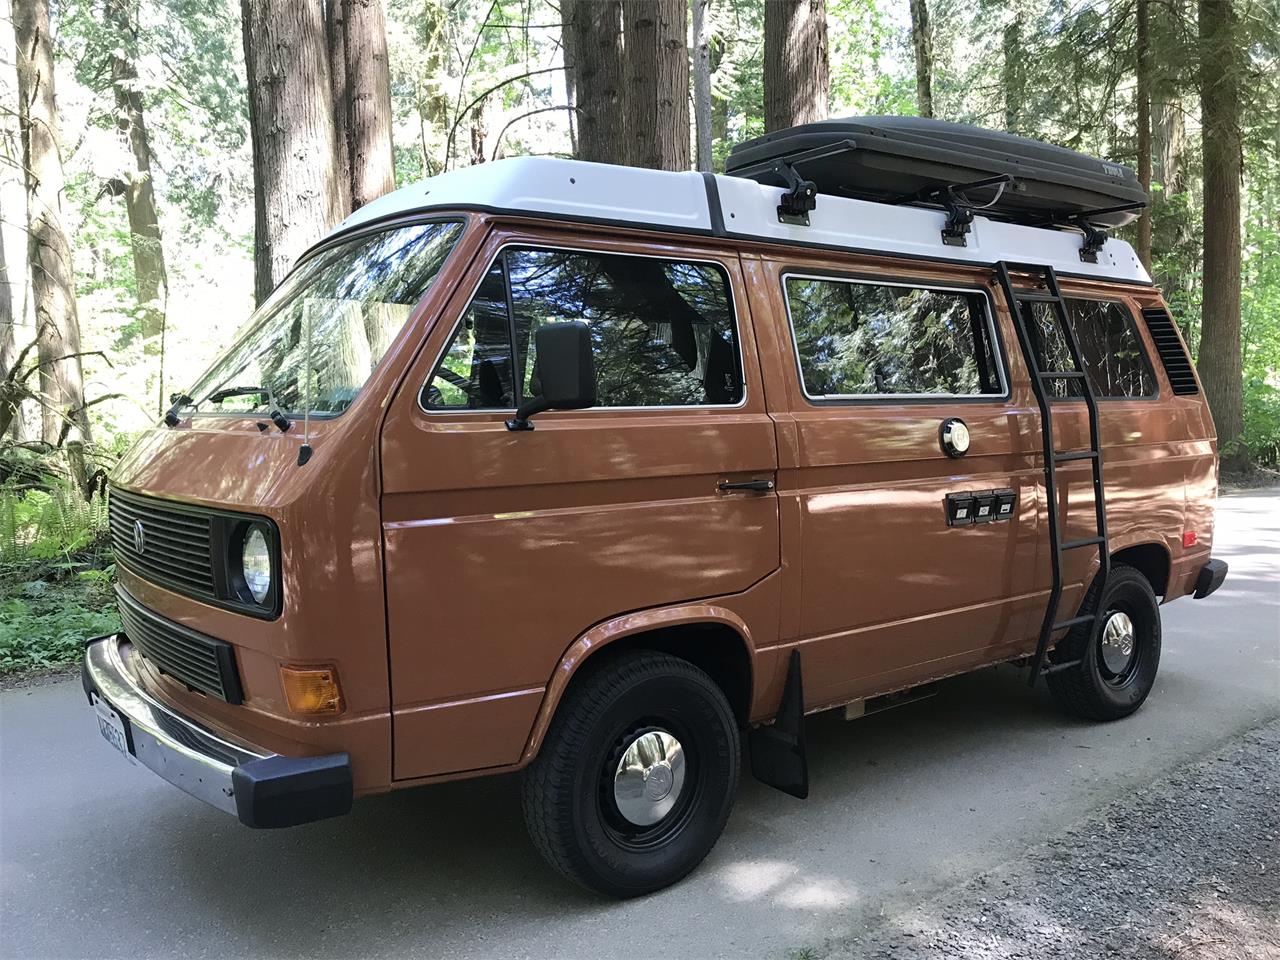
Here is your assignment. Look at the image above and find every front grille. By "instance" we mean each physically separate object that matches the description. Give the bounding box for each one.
[109,487,215,600]
[116,585,243,703]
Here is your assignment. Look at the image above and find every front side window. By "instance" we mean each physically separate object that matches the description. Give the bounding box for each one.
[422,261,515,409]
[1024,298,1156,399]
[784,276,1003,399]
[424,247,744,410]
[187,220,464,418]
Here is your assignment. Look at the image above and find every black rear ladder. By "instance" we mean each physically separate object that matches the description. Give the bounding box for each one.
[995,261,1110,684]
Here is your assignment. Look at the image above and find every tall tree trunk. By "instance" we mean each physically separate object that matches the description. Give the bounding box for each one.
[564,0,626,165]
[1134,0,1153,270]
[469,100,487,165]
[14,0,91,445]
[242,0,346,304]
[0,200,19,439]
[655,0,690,171]
[710,29,728,172]
[909,0,934,119]
[763,0,829,133]
[105,0,167,345]
[1002,13,1024,133]
[1154,97,1186,196]
[693,0,713,171]
[622,0,658,168]
[327,0,395,213]
[1197,0,1245,468]
[622,0,689,170]
[562,0,580,156]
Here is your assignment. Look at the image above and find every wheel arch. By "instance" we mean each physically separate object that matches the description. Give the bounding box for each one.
[520,605,759,765]
[1112,540,1172,597]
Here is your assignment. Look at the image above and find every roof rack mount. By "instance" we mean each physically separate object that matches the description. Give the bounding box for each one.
[1029,201,1149,263]
[892,174,1017,248]
[729,139,858,227]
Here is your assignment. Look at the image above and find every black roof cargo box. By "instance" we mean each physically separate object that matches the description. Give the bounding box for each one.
[725,116,1147,229]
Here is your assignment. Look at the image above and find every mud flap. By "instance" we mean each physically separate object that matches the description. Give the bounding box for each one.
[748,649,809,799]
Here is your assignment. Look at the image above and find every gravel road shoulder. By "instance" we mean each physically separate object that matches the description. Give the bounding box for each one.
[809,720,1279,960]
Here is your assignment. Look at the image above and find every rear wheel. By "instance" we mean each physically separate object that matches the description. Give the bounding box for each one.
[521,650,740,898]
[1047,563,1162,721]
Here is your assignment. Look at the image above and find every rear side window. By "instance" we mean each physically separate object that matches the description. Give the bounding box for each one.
[784,275,1004,399]
[424,247,744,410]
[1024,298,1156,399]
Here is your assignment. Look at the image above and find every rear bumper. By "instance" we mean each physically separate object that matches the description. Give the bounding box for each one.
[82,634,352,828]
[1193,559,1228,599]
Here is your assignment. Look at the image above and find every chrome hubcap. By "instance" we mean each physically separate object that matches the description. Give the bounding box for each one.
[612,730,686,827]
[1100,610,1136,674]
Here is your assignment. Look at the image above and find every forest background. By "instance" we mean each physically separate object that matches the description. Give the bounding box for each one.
[1,0,1276,673]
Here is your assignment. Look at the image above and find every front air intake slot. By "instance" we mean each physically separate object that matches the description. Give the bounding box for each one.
[116,585,244,704]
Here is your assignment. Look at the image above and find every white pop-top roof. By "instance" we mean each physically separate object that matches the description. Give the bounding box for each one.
[328,156,1151,284]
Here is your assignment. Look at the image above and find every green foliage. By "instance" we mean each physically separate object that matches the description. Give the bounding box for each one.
[0,573,121,674]
[0,473,115,675]
[0,480,110,566]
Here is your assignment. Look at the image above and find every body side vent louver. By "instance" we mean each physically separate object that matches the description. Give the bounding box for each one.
[1140,307,1199,396]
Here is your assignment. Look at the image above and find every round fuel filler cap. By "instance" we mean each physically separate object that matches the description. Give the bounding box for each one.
[940,418,971,458]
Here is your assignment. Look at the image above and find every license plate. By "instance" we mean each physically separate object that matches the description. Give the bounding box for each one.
[91,694,136,764]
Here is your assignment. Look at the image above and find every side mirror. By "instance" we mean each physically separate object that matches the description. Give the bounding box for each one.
[506,321,597,431]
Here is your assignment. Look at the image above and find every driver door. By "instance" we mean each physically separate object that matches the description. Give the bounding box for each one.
[379,224,780,781]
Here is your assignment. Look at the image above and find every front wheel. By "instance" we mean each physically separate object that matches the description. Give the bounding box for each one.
[1047,563,1162,721]
[521,650,740,898]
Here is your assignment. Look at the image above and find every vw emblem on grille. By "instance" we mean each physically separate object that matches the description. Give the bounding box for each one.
[133,519,146,555]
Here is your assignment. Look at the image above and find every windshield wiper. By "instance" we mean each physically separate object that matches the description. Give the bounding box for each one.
[207,385,292,433]
[163,393,194,427]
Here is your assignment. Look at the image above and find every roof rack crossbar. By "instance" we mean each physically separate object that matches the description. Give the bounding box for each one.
[1029,200,1148,228]
[889,174,1016,208]
[1028,200,1148,263]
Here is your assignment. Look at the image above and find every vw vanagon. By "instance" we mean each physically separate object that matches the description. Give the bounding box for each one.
[83,118,1227,897]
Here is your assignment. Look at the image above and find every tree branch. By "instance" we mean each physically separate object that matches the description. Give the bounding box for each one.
[444,66,561,169]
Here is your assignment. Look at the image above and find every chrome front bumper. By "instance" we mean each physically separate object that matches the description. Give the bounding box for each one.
[82,635,352,827]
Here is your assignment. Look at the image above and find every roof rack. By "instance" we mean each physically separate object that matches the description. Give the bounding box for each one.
[731,142,1146,261]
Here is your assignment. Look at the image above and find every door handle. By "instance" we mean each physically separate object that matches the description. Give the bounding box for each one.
[718,479,775,493]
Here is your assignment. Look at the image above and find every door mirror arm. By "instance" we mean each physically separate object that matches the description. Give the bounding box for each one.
[505,321,597,432]
[506,396,550,432]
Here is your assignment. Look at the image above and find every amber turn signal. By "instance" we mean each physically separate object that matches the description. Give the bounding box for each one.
[280,665,344,715]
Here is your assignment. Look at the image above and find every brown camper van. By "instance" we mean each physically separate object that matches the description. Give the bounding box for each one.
[83,119,1228,897]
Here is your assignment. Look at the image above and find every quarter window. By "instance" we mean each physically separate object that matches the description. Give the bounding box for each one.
[423,260,516,409]
[1024,298,1156,399]
[424,248,744,410]
[784,276,1003,398]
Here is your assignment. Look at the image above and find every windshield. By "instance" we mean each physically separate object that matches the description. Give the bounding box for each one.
[185,219,465,419]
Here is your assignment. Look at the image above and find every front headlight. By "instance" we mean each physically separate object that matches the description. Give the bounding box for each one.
[241,526,272,604]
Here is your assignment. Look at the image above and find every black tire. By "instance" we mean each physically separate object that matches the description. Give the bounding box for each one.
[521,650,740,898]
[1047,563,1162,721]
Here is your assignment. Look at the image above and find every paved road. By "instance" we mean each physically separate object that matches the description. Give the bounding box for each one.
[2,490,1277,960]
